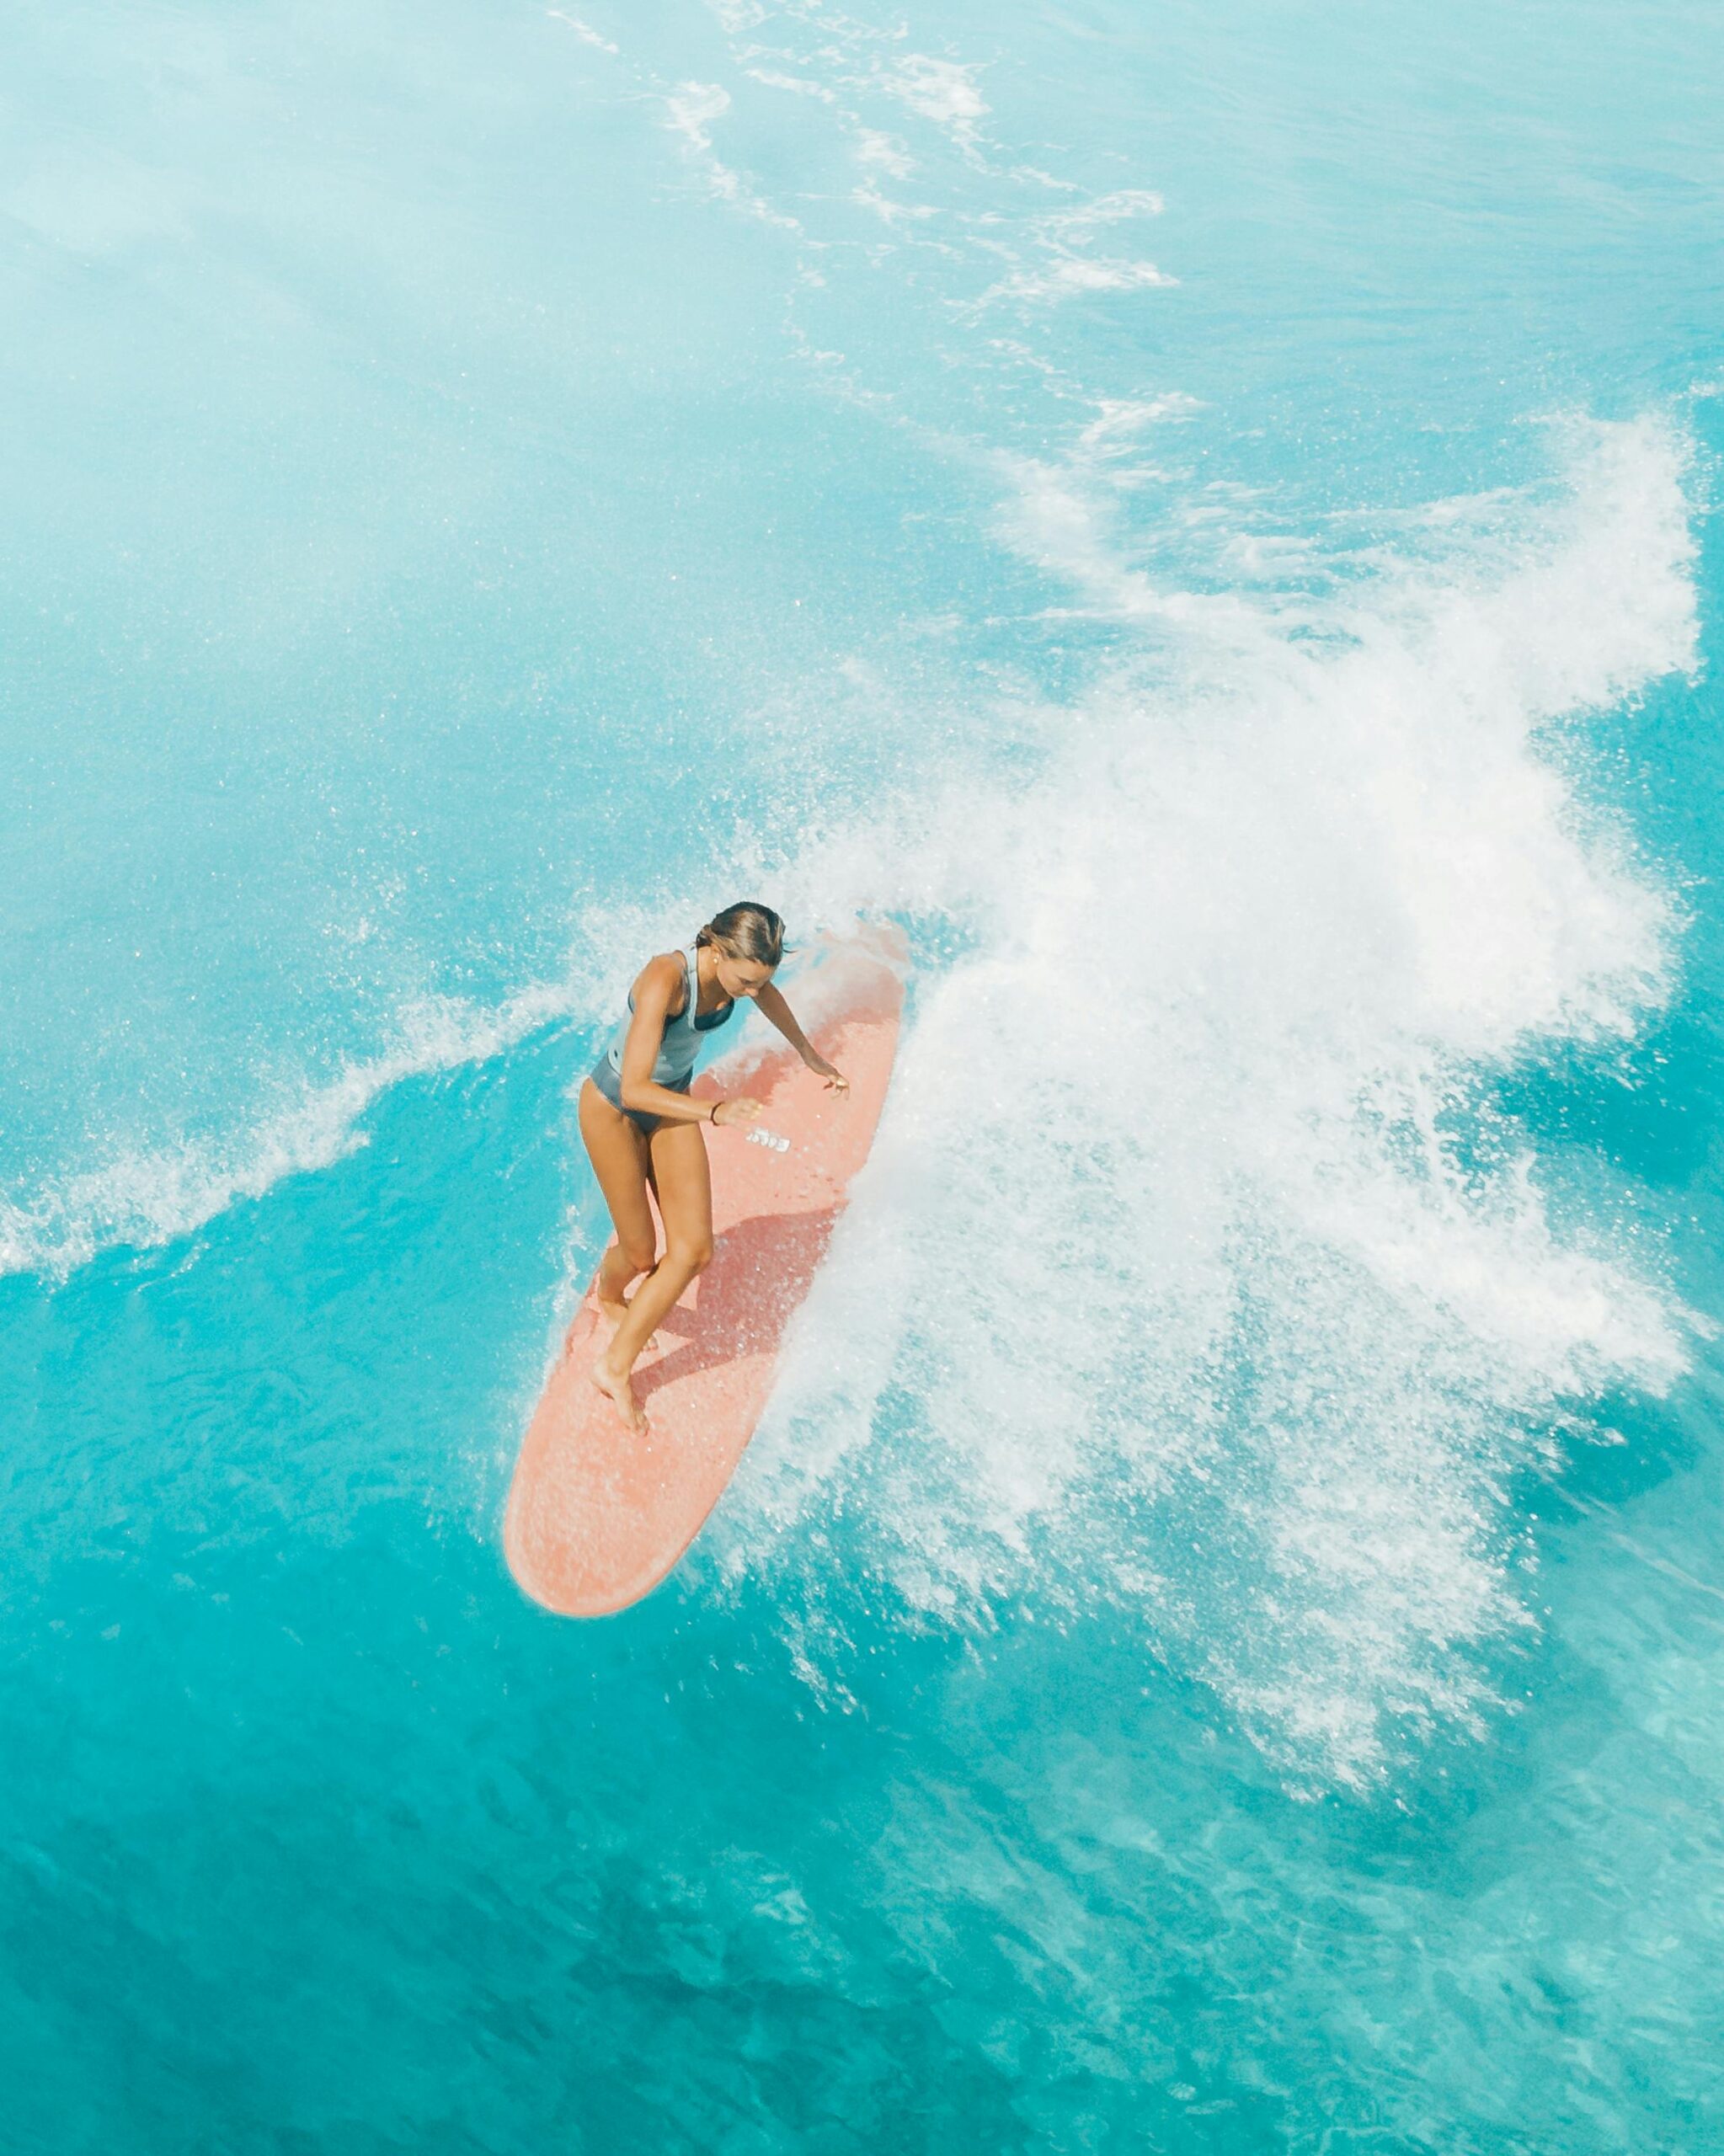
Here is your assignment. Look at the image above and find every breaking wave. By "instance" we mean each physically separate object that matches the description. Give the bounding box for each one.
[716,411,1700,1787]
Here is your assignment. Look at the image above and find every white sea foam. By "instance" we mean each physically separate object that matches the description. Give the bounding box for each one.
[744,67,837,104]
[661,80,802,232]
[544,8,617,55]
[880,56,989,151]
[0,978,583,1280]
[969,183,1175,311]
[712,412,1699,1785]
[663,80,731,155]
[1037,188,1166,239]
[853,182,937,227]
[978,256,1177,307]
[1080,394,1199,439]
[854,126,914,179]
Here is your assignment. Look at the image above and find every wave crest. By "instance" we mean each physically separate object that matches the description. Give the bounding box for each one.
[718,412,1698,1787]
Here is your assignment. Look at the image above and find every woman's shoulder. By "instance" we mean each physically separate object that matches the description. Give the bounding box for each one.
[634,948,689,1011]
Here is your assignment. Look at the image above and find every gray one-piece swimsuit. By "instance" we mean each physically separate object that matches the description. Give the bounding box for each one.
[589,940,735,1134]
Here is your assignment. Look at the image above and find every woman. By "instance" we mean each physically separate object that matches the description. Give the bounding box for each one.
[579,901,848,1431]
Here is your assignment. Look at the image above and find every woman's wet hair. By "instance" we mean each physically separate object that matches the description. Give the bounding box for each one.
[697,902,785,969]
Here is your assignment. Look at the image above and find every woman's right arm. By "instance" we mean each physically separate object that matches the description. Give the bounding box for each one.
[616,957,759,1126]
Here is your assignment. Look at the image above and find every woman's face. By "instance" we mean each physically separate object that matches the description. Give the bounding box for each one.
[713,951,776,1002]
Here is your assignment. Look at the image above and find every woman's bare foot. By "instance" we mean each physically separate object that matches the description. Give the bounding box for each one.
[590,1352,647,1433]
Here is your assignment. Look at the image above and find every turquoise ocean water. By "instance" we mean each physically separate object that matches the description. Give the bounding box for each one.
[3,1,1723,2147]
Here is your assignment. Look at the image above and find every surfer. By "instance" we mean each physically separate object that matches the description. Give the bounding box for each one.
[579,902,849,1431]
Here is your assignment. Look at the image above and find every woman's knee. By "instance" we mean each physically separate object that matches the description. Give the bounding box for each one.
[621,1236,658,1278]
[669,1235,714,1275]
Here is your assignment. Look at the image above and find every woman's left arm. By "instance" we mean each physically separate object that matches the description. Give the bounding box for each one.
[755,983,849,1093]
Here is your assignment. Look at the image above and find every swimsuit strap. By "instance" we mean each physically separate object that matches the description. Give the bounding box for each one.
[685,940,737,1030]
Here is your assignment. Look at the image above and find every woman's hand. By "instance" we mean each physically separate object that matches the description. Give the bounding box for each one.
[712,1095,763,1128]
[803,1052,849,1095]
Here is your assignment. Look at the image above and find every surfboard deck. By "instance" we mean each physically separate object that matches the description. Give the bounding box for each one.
[504,931,905,1617]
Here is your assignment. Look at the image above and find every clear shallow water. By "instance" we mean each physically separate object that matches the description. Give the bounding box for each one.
[3,0,1723,2148]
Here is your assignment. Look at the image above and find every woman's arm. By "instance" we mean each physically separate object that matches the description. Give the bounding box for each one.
[755,982,849,1091]
[617,957,750,1124]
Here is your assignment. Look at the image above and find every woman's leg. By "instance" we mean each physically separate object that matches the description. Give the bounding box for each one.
[576,1079,660,1330]
[590,1119,714,1430]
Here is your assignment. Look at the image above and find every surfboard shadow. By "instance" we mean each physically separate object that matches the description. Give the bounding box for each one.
[632,1206,840,1404]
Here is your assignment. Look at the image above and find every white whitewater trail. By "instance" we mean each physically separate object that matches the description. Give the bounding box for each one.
[718,412,1700,1787]
[0,979,584,1280]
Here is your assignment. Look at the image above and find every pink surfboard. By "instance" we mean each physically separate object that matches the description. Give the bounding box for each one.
[504,929,905,1617]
